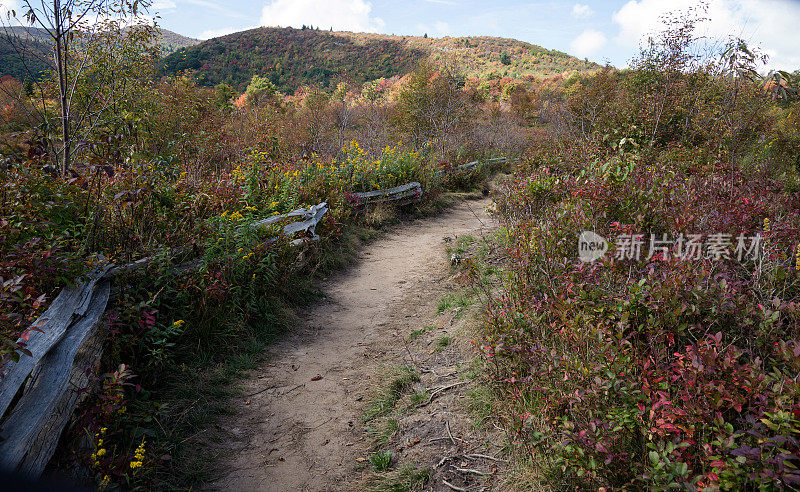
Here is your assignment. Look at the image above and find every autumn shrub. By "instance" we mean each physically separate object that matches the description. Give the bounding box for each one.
[483,136,800,487]
[477,12,800,489]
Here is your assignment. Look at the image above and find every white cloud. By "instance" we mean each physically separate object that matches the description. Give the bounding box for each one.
[613,0,733,45]
[260,0,385,33]
[570,29,606,58]
[151,0,177,11]
[571,3,594,19]
[0,0,19,13]
[612,0,800,70]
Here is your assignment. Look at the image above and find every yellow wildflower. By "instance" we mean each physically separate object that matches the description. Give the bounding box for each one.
[130,439,146,470]
[795,244,800,272]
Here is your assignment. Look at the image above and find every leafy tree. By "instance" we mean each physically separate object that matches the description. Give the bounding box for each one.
[332,81,348,101]
[396,61,472,155]
[213,82,235,110]
[0,32,51,81]
[244,75,277,105]
[500,51,511,65]
[720,38,766,90]
[1,0,157,174]
[303,88,331,153]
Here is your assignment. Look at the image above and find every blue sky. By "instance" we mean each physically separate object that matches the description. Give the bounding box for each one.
[4,0,799,70]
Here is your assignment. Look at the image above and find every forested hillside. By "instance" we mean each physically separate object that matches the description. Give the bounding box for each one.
[153,28,200,54]
[161,26,599,92]
[0,32,51,81]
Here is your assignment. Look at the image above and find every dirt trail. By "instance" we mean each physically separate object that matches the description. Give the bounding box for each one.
[206,197,497,492]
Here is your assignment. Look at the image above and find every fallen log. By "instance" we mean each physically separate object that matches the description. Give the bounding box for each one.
[105,202,329,279]
[248,201,327,232]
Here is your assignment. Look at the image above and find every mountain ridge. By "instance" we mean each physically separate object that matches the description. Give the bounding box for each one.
[161,26,601,93]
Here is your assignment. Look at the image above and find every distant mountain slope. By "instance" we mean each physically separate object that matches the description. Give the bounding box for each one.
[0,27,198,80]
[162,27,426,92]
[152,28,200,54]
[161,27,600,93]
[0,31,51,81]
[349,31,596,80]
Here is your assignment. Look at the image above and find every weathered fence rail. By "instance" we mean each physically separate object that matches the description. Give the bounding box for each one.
[0,278,110,476]
[349,182,423,207]
[0,156,508,479]
[456,156,507,172]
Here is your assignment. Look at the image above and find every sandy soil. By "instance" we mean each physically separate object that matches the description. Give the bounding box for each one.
[205,197,504,491]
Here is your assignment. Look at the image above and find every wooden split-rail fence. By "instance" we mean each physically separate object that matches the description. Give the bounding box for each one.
[0,156,508,478]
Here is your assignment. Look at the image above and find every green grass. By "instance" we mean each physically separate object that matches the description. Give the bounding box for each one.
[437,290,472,314]
[434,334,454,352]
[410,390,430,406]
[370,450,393,471]
[466,385,496,431]
[312,225,380,276]
[407,328,426,342]
[407,325,434,342]
[364,465,431,492]
[140,294,299,486]
[367,418,400,446]
[362,365,420,423]
[449,234,476,257]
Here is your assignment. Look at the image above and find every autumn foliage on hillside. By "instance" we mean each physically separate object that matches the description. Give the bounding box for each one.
[161,27,427,92]
[161,26,600,94]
